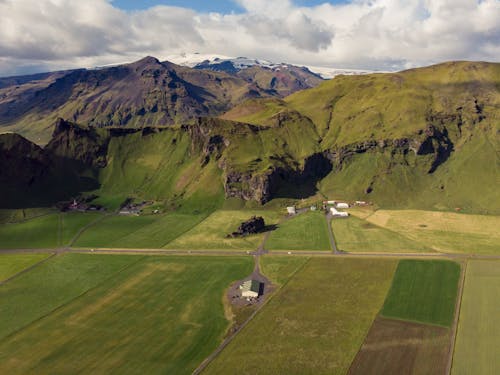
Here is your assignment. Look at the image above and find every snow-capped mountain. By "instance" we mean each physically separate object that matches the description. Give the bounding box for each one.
[166,53,376,79]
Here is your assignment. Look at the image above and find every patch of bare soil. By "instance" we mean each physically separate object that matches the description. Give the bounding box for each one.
[348,317,450,375]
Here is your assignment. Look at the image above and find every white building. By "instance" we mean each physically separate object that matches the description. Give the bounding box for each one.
[330,207,349,217]
[336,202,349,209]
[286,206,296,215]
[240,280,261,298]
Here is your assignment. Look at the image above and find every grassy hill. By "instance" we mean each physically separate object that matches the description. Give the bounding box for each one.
[0,61,498,213]
[223,61,500,213]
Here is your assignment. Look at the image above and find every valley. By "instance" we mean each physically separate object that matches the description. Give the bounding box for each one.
[0,58,499,374]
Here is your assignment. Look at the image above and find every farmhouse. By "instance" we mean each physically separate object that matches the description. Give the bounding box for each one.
[286,206,296,215]
[239,280,262,298]
[330,207,349,217]
[336,202,349,209]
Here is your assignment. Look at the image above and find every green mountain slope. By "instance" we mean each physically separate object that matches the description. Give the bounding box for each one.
[1,62,498,213]
[223,61,500,213]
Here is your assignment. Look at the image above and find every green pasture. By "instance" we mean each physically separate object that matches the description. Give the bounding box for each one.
[266,211,331,251]
[74,213,206,249]
[0,255,253,375]
[166,210,281,250]
[452,261,500,375]
[381,260,461,327]
[0,214,60,249]
[205,257,397,375]
[0,253,140,340]
[0,253,50,282]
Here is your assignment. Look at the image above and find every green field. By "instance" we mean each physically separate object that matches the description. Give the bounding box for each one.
[0,212,105,249]
[60,212,104,245]
[362,209,500,254]
[0,253,50,282]
[0,214,60,249]
[73,213,206,248]
[452,261,500,375]
[260,255,310,285]
[205,257,397,374]
[0,253,141,339]
[332,215,431,253]
[266,211,331,251]
[381,260,461,326]
[0,255,252,374]
[166,210,281,250]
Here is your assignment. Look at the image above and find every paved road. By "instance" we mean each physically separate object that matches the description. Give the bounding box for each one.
[325,212,339,254]
[2,247,500,260]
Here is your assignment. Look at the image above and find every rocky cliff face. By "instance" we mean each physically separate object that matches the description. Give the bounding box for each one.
[0,133,48,186]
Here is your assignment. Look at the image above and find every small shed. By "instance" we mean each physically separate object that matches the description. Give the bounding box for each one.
[286,206,296,215]
[240,280,262,298]
[336,202,349,209]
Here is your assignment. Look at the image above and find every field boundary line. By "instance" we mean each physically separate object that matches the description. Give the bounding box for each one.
[1,211,56,225]
[193,256,311,375]
[446,259,468,375]
[0,254,147,342]
[0,252,57,286]
[68,212,113,246]
[159,213,211,248]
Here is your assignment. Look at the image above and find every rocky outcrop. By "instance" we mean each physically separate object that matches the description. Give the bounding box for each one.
[229,216,266,237]
[224,152,332,203]
[45,118,110,168]
[0,133,48,186]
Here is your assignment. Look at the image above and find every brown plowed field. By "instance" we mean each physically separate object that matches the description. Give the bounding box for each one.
[348,317,450,375]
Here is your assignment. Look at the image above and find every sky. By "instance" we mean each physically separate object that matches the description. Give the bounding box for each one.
[0,0,498,77]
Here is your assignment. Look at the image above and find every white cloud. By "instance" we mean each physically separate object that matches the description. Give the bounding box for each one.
[0,0,498,76]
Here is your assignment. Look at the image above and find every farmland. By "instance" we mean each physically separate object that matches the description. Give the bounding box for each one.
[165,210,281,250]
[266,211,331,251]
[0,255,253,374]
[0,212,103,249]
[381,259,461,326]
[0,253,50,282]
[73,213,206,249]
[0,253,141,340]
[356,209,500,254]
[0,214,60,249]
[331,215,431,253]
[348,317,450,375]
[452,261,500,375]
[204,257,397,374]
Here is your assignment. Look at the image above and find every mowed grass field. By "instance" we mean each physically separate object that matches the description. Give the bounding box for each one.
[0,253,51,282]
[357,209,500,254]
[74,213,206,248]
[0,255,253,374]
[205,257,398,375]
[381,260,461,327]
[266,211,331,251]
[0,214,60,249]
[452,261,500,375]
[0,212,103,249]
[166,210,281,250]
[331,215,432,253]
[0,253,140,340]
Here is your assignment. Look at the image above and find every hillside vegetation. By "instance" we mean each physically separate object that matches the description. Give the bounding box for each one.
[0,61,498,213]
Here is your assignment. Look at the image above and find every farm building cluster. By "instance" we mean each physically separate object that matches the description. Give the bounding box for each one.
[286,200,369,217]
[59,198,104,212]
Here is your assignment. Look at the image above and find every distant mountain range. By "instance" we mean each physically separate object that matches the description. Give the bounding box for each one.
[1,59,498,214]
[0,56,323,143]
[167,53,377,79]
